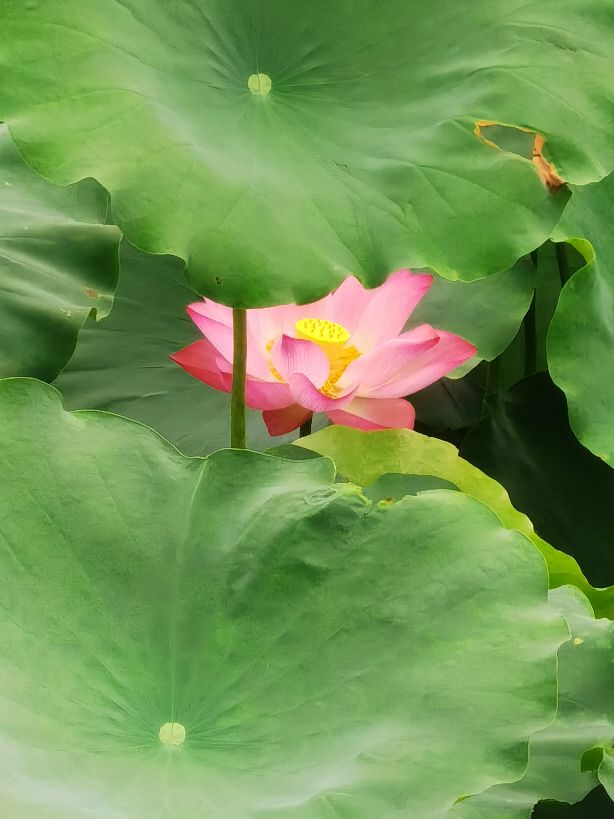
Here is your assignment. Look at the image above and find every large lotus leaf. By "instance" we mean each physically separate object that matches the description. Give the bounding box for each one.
[296,426,614,617]
[56,242,529,454]
[54,241,309,454]
[0,124,121,380]
[0,378,567,818]
[460,374,614,591]
[10,3,614,304]
[454,586,614,819]
[548,173,614,464]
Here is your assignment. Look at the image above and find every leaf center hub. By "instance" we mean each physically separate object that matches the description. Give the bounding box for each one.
[248,73,272,96]
[159,721,186,748]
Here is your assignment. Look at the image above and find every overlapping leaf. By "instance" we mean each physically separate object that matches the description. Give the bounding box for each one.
[455,586,614,819]
[0,124,121,380]
[8,1,614,303]
[548,173,614,464]
[0,378,566,818]
[296,426,614,616]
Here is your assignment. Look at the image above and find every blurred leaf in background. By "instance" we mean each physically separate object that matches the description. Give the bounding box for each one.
[461,373,614,591]
[0,125,121,380]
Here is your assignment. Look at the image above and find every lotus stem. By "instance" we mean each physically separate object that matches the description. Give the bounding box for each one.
[299,417,312,438]
[231,307,247,449]
[524,295,537,377]
[482,356,500,416]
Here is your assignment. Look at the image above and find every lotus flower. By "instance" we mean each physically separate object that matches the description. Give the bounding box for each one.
[171,270,476,435]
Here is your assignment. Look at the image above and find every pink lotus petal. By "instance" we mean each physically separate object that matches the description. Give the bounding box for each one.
[246,282,365,347]
[187,308,272,381]
[348,269,433,352]
[187,299,233,328]
[337,327,439,394]
[170,340,232,393]
[263,405,313,436]
[322,276,372,333]
[187,307,233,355]
[246,304,303,351]
[327,397,415,431]
[287,373,358,412]
[244,378,294,411]
[351,326,477,399]
[171,340,292,410]
[271,335,330,387]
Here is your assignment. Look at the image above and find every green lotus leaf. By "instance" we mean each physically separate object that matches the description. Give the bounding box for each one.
[10,3,614,304]
[296,426,614,617]
[0,378,567,817]
[56,242,531,454]
[548,172,614,464]
[460,374,614,592]
[454,585,614,819]
[0,124,121,380]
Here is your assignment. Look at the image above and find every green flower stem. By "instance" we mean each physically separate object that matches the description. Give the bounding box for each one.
[482,356,500,416]
[299,417,313,438]
[231,308,247,449]
[524,248,538,378]
[524,294,537,377]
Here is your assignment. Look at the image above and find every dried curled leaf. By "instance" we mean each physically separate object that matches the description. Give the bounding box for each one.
[533,134,566,192]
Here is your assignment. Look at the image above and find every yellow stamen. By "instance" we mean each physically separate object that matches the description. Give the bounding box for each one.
[320,344,361,396]
[295,318,350,346]
[265,318,361,395]
[297,318,359,397]
[265,339,284,381]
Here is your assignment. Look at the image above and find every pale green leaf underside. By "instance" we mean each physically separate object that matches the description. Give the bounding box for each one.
[549,173,614,465]
[0,378,566,818]
[296,426,614,617]
[455,586,614,818]
[0,125,121,380]
[7,1,614,303]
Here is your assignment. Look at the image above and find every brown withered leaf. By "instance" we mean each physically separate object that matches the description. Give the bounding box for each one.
[474,120,566,193]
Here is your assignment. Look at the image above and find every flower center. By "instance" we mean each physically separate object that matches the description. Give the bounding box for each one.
[295,318,350,346]
[296,318,359,397]
[266,318,360,396]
